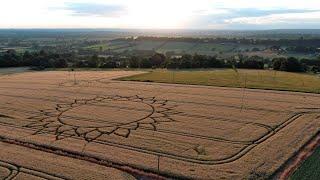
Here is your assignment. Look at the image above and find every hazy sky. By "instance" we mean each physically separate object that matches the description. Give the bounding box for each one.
[1,0,320,29]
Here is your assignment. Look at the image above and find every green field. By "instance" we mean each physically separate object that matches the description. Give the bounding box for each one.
[84,41,133,51]
[290,147,320,180]
[119,69,320,94]
[0,67,31,75]
[84,44,110,51]
[134,40,166,51]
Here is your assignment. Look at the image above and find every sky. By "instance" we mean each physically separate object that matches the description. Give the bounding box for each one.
[0,0,320,29]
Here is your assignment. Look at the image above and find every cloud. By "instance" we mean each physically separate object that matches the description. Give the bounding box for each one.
[189,8,320,29]
[198,8,320,22]
[64,3,127,17]
[225,8,319,18]
[225,11,320,25]
[1,0,320,29]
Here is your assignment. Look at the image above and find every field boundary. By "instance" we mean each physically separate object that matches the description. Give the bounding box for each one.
[272,132,320,180]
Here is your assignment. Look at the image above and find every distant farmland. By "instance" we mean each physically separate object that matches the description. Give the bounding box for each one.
[85,40,271,56]
[83,39,318,59]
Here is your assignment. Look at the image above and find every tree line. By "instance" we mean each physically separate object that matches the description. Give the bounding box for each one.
[0,50,71,68]
[0,50,319,73]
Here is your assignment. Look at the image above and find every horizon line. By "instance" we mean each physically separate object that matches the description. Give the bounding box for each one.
[0,28,320,31]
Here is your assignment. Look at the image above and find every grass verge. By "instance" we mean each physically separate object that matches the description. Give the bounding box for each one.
[290,147,320,180]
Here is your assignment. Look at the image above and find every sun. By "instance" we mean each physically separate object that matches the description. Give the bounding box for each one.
[25,95,178,142]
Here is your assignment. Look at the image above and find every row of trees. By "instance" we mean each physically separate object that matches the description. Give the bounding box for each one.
[0,50,319,73]
[123,54,266,69]
[73,54,266,69]
[124,54,312,72]
[272,57,306,72]
[0,50,70,68]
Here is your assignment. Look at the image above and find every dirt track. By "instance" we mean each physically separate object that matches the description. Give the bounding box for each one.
[0,70,319,179]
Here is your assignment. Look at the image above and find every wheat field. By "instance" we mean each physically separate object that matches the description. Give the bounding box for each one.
[0,70,319,179]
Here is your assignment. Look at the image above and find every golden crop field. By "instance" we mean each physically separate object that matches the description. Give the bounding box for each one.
[0,70,319,179]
